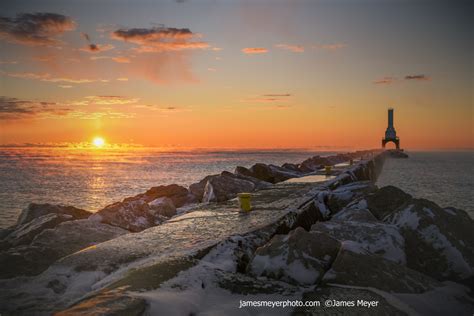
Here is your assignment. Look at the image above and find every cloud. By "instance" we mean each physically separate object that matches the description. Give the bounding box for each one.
[58,85,73,88]
[80,32,114,53]
[84,95,139,105]
[2,71,98,83]
[263,93,291,97]
[112,56,131,63]
[117,77,129,81]
[314,43,346,51]
[0,96,72,120]
[0,12,76,46]
[405,74,430,81]
[0,60,17,64]
[242,93,291,103]
[373,77,397,85]
[241,47,268,54]
[111,26,209,52]
[275,44,304,53]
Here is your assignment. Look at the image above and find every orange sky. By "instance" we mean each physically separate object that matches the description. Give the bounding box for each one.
[0,1,472,150]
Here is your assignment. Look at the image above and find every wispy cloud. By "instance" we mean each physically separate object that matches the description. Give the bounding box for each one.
[241,47,268,54]
[111,25,209,52]
[314,43,346,51]
[405,74,430,81]
[373,77,397,85]
[2,71,98,84]
[84,95,139,105]
[0,12,76,46]
[112,56,131,63]
[80,32,114,53]
[0,96,72,120]
[275,44,304,53]
[242,93,292,103]
[263,93,291,97]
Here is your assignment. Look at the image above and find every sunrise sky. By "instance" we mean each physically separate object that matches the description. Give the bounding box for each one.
[0,0,472,150]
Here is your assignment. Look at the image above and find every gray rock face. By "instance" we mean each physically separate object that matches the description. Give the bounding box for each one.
[386,198,474,282]
[249,227,341,285]
[0,219,127,279]
[148,196,176,218]
[311,220,406,264]
[235,163,301,184]
[91,197,156,232]
[16,203,91,226]
[365,186,412,220]
[202,174,256,202]
[141,184,193,208]
[331,199,378,222]
[1,213,74,250]
[298,156,331,172]
[323,248,441,293]
[326,181,378,213]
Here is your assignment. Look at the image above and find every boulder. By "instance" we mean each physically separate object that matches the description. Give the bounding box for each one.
[249,227,341,285]
[16,203,90,226]
[326,181,378,213]
[234,163,300,184]
[386,199,474,282]
[312,220,406,264]
[148,197,176,218]
[365,186,412,220]
[323,248,441,293]
[0,219,127,279]
[331,199,378,222]
[1,213,74,250]
[281,163,300,172]
[142,184,194,208]
[189,174,215,201]
[202,174,256,202]
[298,156,331,172]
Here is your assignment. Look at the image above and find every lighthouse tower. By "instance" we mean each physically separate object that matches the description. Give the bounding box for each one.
[382,108,400,149]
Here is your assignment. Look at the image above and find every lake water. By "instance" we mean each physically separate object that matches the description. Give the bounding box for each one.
[1,148,472,228]
[377,151,473,218]
[0,147,332,228]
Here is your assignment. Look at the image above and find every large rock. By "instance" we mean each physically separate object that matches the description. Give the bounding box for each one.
[386,199,474,282]
[326,181,378,213]
[148,197,176,218]
[298,156,331,172]
[142,184,194,208]
[365,186,412,220]
[331,199,378,222]
[311,220,406,264]
[202,174,256,203]
[190,171,270,202]
[235,163,301,184]
[16,203,90,226]
[0,219,127,279]
[323,248,441,293]
[249,227,341,285]
[0,213,75,250]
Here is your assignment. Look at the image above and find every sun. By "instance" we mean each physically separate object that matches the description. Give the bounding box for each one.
[92,137,106,148]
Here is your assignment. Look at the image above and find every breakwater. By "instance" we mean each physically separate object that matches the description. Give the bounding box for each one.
[1,150,473,315]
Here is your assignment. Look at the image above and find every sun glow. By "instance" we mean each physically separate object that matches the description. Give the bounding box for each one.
[92,137,105,148]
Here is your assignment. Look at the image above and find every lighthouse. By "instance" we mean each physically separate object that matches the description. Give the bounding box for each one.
[382,108,400,149]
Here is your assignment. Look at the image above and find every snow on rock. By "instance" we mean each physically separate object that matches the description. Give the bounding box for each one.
[323,248,441,293]
[1,213,74,250]
[311,220,406,264]
[331,199,378,222]
[15,203,90,226]
[386,198,474,282]
[148,196,176,218]
[0,219,127,279]
[249,227,341,285]
[234,163,302,184]
[326,181,377,213]
[202,173,256,203]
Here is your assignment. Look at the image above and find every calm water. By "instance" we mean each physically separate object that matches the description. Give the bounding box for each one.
[1,148,472,228]
[0,147,331,228]
[377,151,473,218]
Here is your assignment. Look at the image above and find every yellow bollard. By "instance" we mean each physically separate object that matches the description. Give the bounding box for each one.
[237,193,252,212]
[325,165,332,176]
